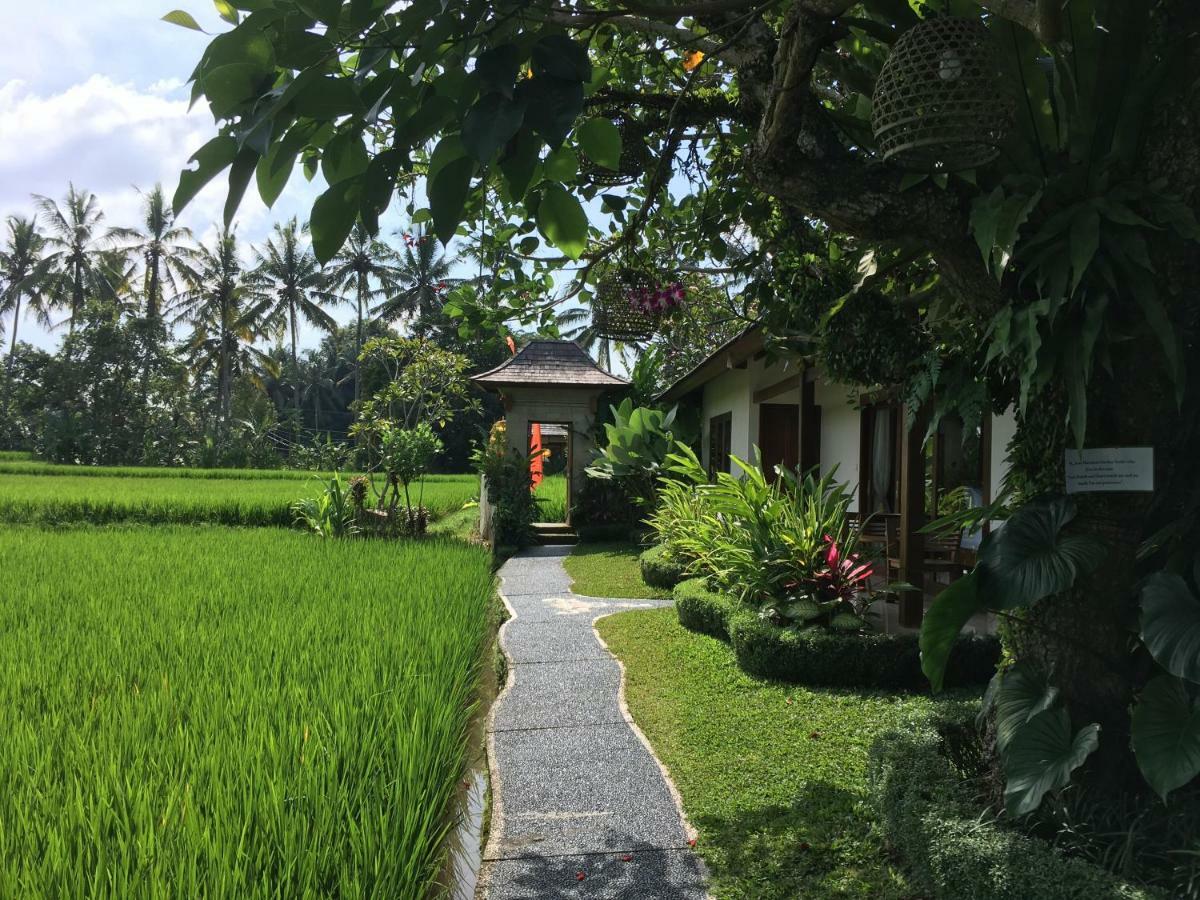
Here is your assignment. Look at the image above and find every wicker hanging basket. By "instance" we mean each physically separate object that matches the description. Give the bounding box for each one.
[871,16,1012,171]
[591,268,657,341]
[580,114,652,187]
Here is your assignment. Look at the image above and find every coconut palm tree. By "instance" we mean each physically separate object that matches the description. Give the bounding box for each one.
[32,184,111,336]
[110,185,196,325]
[324,222,402,406]
[372,225,461,331]
[175,227,271,437]
[0,216,51,409]
[249,219,339,425]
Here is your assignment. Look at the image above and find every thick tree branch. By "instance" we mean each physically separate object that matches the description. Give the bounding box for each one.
[585,88,748,124]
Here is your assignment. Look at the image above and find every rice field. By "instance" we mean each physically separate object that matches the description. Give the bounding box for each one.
[533,473,568,523]
[0,526,496,898]
[0,471,478,526]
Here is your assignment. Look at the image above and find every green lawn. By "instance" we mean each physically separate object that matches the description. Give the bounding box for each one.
[0,526,495,898]
[596,608,964,899]
[564,541,669,599]
[533,472,567,522]
[0,471,478,527]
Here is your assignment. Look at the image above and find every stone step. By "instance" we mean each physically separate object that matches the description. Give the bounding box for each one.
[533,523,578,545]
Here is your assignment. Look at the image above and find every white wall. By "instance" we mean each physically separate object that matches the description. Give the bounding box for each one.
[813,377,863,512]
[699,366,750,469]
[989,406,1018,502]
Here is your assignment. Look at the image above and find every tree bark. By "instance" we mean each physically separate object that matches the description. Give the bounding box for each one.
[3,291,20,413]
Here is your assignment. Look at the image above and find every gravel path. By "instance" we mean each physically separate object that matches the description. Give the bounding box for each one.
[477,546,708,899]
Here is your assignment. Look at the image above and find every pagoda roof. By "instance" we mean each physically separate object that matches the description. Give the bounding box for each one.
[471,340,628,389]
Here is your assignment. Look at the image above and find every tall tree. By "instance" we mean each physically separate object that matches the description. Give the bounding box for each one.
[0,216,50,410]
[372,227,459,332]
[249,219,339,427]
[110,185,195,325]
[176,228,271,437]
[324,222,402,406]
[32,184,110,336]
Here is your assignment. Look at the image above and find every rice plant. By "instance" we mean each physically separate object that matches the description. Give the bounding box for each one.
[0,526,496,898]
[0,472,478,527]
[533,473,568,523]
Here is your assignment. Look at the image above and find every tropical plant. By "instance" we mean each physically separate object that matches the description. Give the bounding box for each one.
[324,222,403,406]
[372,227,460,332]
[32,184,111,336]
[0,216,50,410]
[110,185,195,326]
[292,472,359,538]
[585,399,689,509]
[372,421,443,534]
[249,219,339,423]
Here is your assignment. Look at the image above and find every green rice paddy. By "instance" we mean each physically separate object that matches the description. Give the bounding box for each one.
[0,526,496,898]
[0,471,478,526]
[533,473,568,523]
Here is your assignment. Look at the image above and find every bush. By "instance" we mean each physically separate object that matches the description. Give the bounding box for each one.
[728,613,999,690]
[640,543,687,589]
[869,726,1157,900]
[673,578,732,638]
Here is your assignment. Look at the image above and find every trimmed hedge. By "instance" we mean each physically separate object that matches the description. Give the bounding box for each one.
[640,543,688,589]
[576,523,639,544]
[869,726,1158,899]
[673,578,733,638]
[673,581,999,691]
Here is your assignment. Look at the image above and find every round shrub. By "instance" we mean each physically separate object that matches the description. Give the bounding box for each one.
[673,577,732,639]
[640,543,687,589]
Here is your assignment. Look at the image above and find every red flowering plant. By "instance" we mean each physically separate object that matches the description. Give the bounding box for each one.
[763,536,875,633]
[629,281,687,315]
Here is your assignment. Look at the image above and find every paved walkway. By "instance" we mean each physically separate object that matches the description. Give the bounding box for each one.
[478,546,708,899]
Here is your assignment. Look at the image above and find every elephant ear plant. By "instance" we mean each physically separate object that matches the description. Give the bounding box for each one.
[920,494,1200,815]
[586,398,692,512]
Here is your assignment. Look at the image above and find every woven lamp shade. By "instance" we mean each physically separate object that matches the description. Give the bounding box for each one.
[872,17,1012,171]
[592,268,656,341]
[580,114,652,187]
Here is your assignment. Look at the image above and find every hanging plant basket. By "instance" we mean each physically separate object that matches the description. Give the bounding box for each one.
[580,114,652,187]
[871,16,1012,172]
[592,268,657,341]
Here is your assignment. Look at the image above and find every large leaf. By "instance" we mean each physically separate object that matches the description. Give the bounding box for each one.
[174,135,238,213]
[163,10,205,31]
[1140,572,1200,683]
[919,572,980,692]
[578,117,622,170]
[1004,707,1100,816]
[1131,675,1200,801]
[462,93,526,163]
[536,184,587,260]
[310,177,362,263]
[428,154,476,245]
[994,663,1059,752]
[978,495,1105,609]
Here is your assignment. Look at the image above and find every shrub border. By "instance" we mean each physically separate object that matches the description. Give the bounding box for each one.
[639,543,688,590]
[867,723,1159,900]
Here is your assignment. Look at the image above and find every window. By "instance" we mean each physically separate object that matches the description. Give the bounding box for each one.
[860,404,900,513]
[709,412,732,478]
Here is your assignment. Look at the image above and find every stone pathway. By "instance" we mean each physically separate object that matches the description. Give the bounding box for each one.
[478,546,708,899]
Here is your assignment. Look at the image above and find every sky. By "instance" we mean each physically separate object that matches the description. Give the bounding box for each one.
[0,0,407,353]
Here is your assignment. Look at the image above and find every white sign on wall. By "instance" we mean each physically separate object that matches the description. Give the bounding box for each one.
[1064,447,1154,494]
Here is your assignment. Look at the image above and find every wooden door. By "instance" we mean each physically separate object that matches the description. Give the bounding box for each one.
[759,403,800,481]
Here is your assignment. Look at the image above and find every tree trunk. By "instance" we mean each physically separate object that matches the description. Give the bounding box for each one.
[3,291,20,413]
[290,307,301,436]
[355,272,366,409]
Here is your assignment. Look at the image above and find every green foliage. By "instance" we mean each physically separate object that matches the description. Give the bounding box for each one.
[0,526,496,897]
[1003,707,1101,817]
[1131,675,1200,802]
[1138,572,1200,684]
[869,726,1156,900]
[563,542,668,600]
[673,577,733,639]
[473,443,537,548]
[639,542,686,589]
[586,399,688,508]
[291,471,359,537]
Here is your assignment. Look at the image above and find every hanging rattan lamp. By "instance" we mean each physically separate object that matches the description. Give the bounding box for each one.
[580,114,652,187]
[871,16,1012,171]
[591,268,657,341]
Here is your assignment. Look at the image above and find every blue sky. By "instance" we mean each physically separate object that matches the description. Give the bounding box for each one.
[0,1,399,352]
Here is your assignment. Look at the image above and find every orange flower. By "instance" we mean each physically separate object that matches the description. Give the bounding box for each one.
[682,50,705,72]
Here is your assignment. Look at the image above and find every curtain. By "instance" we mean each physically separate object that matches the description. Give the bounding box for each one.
[871,408,894,512]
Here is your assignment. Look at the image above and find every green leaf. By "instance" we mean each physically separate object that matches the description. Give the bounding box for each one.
[475,44,521,98]
[310,177,362,263]
[163,10,205,31]
[994,663,1059,753]
[461,93,526,164]
[290,76,364,119]
[578,118,621,170]
[1132,675,1200,801]
[499,130,540,202]
[224,147,258,227]
[518,76,583,147]
[255,147,293,208]
[321,129,369,185]
[1127,276,1185,407]
[536,184,587,260]
[543,146,578,181]
[1140,572,1200,683]
[174,135,238,214]
[429,156,476,245]
[919,572,980,692]
[213,0,240,24]
[1068,206,1100,296]
[977,495,1105,610]
[532,34,591,83]
[1004,708,1099,816]
[203,63,263,118]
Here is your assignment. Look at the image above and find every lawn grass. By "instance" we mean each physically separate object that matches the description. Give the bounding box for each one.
[533,472,567,522]
[0,471,478,527]
[0,526,496,898]
[564,541,669,599]
[596,608,968,899]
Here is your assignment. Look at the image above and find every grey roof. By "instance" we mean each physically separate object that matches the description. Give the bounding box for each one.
[472,340,628,389]
[657,324,764,402]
